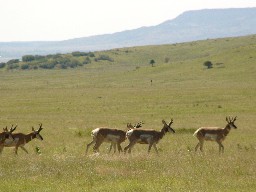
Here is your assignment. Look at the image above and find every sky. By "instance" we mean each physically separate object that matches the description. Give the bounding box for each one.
[0,0,255,42]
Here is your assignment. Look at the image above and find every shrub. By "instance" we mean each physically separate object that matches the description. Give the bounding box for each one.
[39,63,55,69]
[83,57,91,64]
[72,51,89,57]
[88,52,95,57]
[95,55,114,62]
[21,64,30,70]
[164,57,170,63]
[7,59,19,65]
[7,63,19,70]
[22,55,35,62]
[0,62,6,68]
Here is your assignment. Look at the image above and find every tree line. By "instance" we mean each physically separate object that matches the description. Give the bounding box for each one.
[0,51,114,70]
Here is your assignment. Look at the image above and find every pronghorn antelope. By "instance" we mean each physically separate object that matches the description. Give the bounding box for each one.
[0,125,16,146]
[86,122,144,154]
[1,123,44,154]
[124,119,175,154]
[193,117,237,153]
[86,127,126,154]
[108,121,144,153]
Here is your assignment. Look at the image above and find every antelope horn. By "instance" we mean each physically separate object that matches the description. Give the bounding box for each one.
[38,123,43,132]
[169,119,174,126]
[10,124,17,132]
[135,122,142,128]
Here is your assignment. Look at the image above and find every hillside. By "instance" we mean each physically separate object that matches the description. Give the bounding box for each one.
[1,34,256,72]
[0,34,255,191]
[0,7,256,61]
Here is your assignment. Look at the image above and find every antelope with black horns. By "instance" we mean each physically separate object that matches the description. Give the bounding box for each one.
[193,116,237,153]
[1,123,43,155]
[124,119,175,154]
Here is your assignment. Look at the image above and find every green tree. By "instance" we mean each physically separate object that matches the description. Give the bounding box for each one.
[149,59,155,67]
[204,61,213,69]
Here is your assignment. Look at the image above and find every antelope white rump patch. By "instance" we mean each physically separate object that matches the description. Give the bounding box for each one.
[91,128,100,136]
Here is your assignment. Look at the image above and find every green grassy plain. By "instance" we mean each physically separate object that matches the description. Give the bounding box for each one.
[0,35,256,191]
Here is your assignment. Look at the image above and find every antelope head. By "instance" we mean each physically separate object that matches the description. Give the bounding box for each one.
[32,123,44,141]
[127,123,134,130]
[3,124,17,141]
[226,116,237,129]
[162,119,175,134]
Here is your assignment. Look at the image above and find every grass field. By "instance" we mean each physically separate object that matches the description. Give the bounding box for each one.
[0,35,256,191]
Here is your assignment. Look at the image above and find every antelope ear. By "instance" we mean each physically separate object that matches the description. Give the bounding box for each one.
[162,120,167,125]
[32,127,35,131]
[233,116,237,122]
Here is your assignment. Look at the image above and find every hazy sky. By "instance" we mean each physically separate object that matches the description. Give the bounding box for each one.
[0,0,255,42]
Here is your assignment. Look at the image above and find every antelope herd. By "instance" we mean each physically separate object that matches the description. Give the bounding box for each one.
[0,117,238,155]
[86,116,237,155]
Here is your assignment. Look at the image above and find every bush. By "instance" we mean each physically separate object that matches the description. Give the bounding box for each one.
[69,59,79,68]
[7,59,19,65]
[72,51,89,57]
[0,62,6,68]
[34,55,46,61]
[164,57,170,63]
[95,55,114,62]
[83,57,91,64]
[7,63,19,70]
[88,52,95,57]
[21,64,30,70]
[39,63,55,69]
[22,55,35,62]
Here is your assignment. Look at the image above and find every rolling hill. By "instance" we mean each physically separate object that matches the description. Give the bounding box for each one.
[0,33,255,191]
